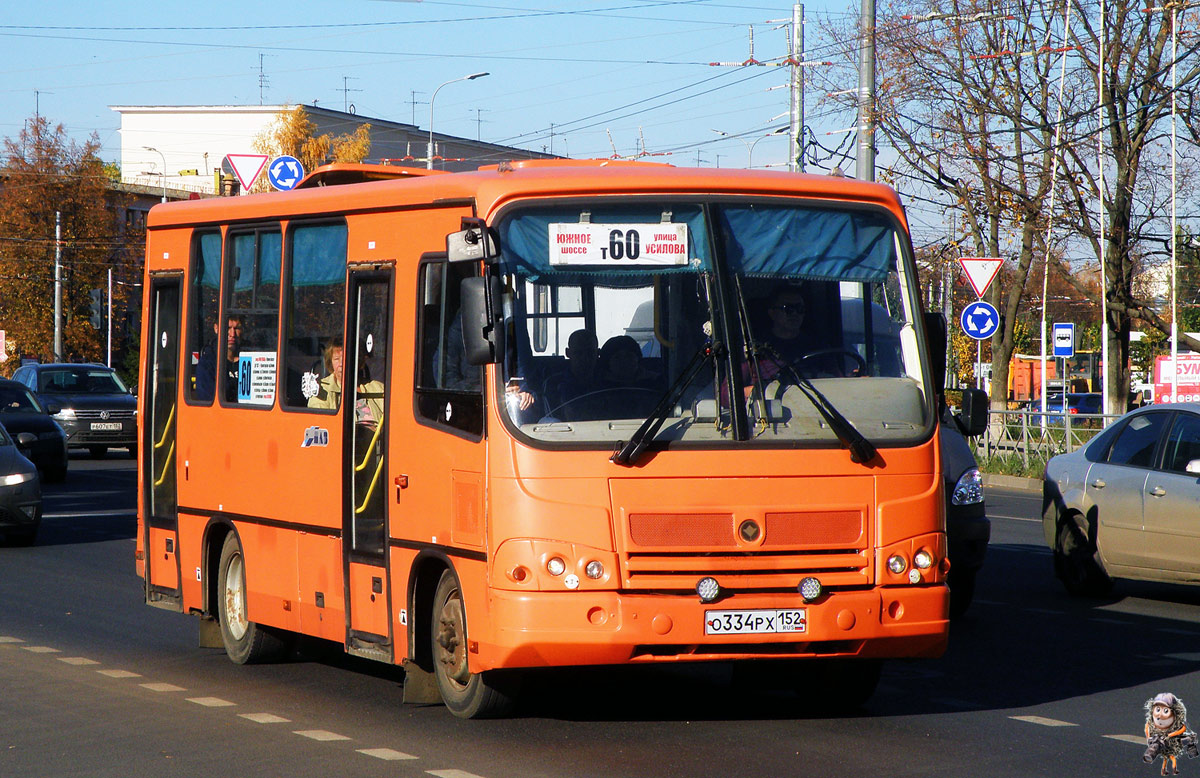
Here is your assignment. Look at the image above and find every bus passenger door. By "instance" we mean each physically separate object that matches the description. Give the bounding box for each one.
[144,275,182,607]
[343,270,393,659]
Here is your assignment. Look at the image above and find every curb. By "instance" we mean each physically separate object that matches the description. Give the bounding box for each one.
[983,473,1042,493]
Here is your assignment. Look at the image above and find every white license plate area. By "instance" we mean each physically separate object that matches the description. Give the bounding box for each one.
[90,422,122,431]
[704,608,806,635]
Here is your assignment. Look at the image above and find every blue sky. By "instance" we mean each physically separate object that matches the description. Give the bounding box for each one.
[0,1,862,171]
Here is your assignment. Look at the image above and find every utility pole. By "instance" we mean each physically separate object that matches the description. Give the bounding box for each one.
[54,211,62,362]
[106,268,112,368]
[791,4,805,171]
[856,0,876,181]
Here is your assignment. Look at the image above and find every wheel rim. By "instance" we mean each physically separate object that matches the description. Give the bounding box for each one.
[224,553,248,641]
[435,587,470,688]
[1057,523,1089,586]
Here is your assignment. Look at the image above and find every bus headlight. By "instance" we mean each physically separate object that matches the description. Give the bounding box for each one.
[696,577,720,603]
[546,557,566,576]
[798,577,823,602]
[913,549,934,570]
[887,554,908,574]
[585,560,604,579]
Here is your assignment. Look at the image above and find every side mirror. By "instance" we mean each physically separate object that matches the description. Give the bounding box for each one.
[447,219,497,263]
[460,276,505,366]
[923,311,947,394]
[959,388,989,437]
[15,432,36,448]
[44,402,61,415]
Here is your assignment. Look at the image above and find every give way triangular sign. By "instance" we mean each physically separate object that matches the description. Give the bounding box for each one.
[958,256,1003,298]
[224,154,269,191]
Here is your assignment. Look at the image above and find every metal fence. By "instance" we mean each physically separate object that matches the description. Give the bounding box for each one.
[972,409,1120,470]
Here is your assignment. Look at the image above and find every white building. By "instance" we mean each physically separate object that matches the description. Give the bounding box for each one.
[111,104,553,196]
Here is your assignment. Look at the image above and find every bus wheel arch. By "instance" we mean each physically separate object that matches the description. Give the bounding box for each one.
[214,530,291,664]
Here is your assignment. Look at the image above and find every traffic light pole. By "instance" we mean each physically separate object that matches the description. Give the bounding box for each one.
[107,268,112,367]
[54,211,62,362]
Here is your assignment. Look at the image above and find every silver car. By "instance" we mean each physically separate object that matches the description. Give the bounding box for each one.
[1043,403,1200,594]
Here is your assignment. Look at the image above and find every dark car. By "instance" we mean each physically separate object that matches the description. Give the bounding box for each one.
[0,422,42,545]
[0,378,68,482]
[1033,392,1103,424]
[10,363,137,459]
[942,405,990,619]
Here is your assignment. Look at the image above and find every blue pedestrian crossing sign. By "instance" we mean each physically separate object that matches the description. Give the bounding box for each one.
[960,301,999,341]
[267,155,305,191]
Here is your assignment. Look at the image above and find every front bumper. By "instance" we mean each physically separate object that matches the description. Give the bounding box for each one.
[59,419,136,447]
[477,585,949,671]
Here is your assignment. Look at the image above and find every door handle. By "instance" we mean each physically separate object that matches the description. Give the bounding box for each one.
[1090,479,1106,489]
[1149,486,1166,497]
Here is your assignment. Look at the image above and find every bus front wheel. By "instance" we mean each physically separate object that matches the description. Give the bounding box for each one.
[217,533,290,664]
[431,570,518,718]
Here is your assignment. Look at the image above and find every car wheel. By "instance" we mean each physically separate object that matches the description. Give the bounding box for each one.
[42,462,67,483]
[217,533,292,664]
[1054,516,1112,596]
[431,570,519,718]
[3,527,38,546]
[88,446,108,459]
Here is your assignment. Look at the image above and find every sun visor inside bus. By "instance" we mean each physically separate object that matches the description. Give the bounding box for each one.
[497,204,896,284]
[716,205,896,283]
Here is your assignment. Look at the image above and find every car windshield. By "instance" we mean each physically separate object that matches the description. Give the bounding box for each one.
[493,199,931,449]
[0,385,45,414]
[38,368,129,394]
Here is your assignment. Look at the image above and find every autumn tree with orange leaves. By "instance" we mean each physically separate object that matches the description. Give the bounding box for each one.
[0,116,142,374]
[252,106,371,191]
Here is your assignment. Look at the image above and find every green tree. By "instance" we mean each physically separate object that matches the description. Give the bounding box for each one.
[0,115,141,371]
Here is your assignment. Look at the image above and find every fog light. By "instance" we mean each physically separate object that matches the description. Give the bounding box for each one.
[546,557,566,576]
[696,577,720,603]
[913,550,934,570]
[585,560,604,579]
[908,568,922,584]
[798,577,823,602]
[887,554,907,574]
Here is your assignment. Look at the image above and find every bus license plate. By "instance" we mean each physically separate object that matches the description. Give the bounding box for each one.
[704,609,806,635]
[90,422,122,431]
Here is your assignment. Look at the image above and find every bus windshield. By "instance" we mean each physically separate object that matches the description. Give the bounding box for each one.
[496,199,931,448]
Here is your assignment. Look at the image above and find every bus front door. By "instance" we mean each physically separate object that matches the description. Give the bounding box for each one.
[144,275,182,607]
[343,270,393,660]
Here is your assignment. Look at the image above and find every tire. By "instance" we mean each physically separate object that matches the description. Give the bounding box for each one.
[1054,517,1113,596]
[217,533,291,664]
[4,527,38,547]
[431,570,518,718]
[947,568,977,620]
[88,446,107,459]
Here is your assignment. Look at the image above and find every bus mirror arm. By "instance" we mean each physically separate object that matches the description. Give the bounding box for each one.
[461,276,505,366]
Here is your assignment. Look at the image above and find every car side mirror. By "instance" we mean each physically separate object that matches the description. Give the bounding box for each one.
[15,432,36,448]
[446,218,497,264]
[1186,459,1200,475]
[460,276,505,366]
[44,402,61,415]
[958,388,989,437]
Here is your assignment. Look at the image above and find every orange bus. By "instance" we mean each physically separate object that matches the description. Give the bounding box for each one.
[138,159,954,717]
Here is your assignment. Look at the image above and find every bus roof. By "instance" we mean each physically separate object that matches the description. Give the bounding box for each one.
[145,159,908,231]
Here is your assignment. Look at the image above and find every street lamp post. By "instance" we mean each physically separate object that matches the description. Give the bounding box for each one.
[143,146,167,203]
[711,127,788,169]
[427,72,489,170]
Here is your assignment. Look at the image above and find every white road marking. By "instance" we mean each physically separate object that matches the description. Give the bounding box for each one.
[140,682,185,692]
[240,713,291,724]
[294,730,350,742]
[41,510,135,519]
[1011,715,1078,727]
[97,669,141,678]
[427,771,489,778]
[188,696,235,707]
[359,748,418,761]
[1104,734,1146,745]
[991,514,1042,523]
[0,636,25,643]
[1158,628,1200,636]
[58,657,100,666]
[1164,652,1200,662]
[1089,617,1130,625]
[23,646,60,653]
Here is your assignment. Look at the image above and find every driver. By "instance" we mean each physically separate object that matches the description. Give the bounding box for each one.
[753,285,822,383]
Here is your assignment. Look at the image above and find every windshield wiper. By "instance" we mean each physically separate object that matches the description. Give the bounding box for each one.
[611,341,721,467]
[787,368,877,464]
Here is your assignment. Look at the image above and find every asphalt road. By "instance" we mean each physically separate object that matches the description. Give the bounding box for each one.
[2,462,1195,778]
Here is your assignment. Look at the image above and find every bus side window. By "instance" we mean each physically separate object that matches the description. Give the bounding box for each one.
[282,222,347,409]
[222,228,281,405]
[415,259,483,437]
[187,230,222,404]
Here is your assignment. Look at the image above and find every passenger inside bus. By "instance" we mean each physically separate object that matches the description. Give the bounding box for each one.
[540,329,599,413]
[308,338,385,426]
[195,315,243,402]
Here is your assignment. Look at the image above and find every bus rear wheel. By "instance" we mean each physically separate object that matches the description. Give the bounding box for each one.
[217,533,290,664]
[431,570,518,718]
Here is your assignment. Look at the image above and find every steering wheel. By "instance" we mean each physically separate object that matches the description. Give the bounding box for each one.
[792,348,868,378]
[543,387,660,422]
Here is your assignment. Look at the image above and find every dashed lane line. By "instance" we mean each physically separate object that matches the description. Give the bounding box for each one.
[97,669,142,678]
[1011,715,1078,727]
[1105,734,1147,745]
[294,729,351,742]
[427,771,490,778]
[0,636,25,643]
[140,682,186,693]
[23,646,61,654]
[359,748,419,761]
[58,657,100,666]
[187,696,236,707]
[240,713,291,724]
